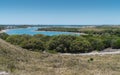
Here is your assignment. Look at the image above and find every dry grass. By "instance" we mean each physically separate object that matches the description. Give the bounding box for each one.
[0,38,120,75]
[11,53,120,75]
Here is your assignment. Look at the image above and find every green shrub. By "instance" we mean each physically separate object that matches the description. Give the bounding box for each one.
[111,38,120,49]
[47,35,76,53]
[20,38,45,51]
[88,37,105,51]
[6,35,22,45]
[70,38,92,53]
[0,33,9,40]
[6,35,32,45]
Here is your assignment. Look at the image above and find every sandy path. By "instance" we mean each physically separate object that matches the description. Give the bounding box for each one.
[0,71,9,75]
[60,51,120,56]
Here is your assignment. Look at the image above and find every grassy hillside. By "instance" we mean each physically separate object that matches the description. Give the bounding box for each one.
[0,38,31,72]
[0,38,120,75]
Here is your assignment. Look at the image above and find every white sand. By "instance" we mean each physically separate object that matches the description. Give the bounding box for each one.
[60,50,120,56]
[0,71,9,75]
[0,30,7,33]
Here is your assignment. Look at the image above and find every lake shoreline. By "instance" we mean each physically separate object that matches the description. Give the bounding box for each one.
[5,27,84,36]
[36,30,87,35]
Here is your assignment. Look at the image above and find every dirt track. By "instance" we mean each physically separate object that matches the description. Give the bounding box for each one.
[61,50,120,56]
[0,71,9,75]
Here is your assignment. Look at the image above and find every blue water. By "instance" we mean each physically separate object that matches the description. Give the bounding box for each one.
[5,27,80,36]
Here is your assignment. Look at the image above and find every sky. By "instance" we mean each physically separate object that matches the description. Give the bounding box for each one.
[0,0,120,25]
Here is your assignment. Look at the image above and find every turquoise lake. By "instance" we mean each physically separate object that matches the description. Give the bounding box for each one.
[5,27,80,36]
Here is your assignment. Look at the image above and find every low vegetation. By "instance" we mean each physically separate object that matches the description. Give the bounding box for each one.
[0,25,120,53]
[0,33,120,53]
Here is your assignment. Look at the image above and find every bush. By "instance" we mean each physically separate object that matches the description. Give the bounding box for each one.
[88,37,105,51]
[70,38,92,53]
[33,34,50,42]
[6,34,32,45]
[20,38,45,51]
[6,35,22,45]
[102,35,113,48]
[0,33,9,40]
[48,35,76,53]
[111,38,120,49]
